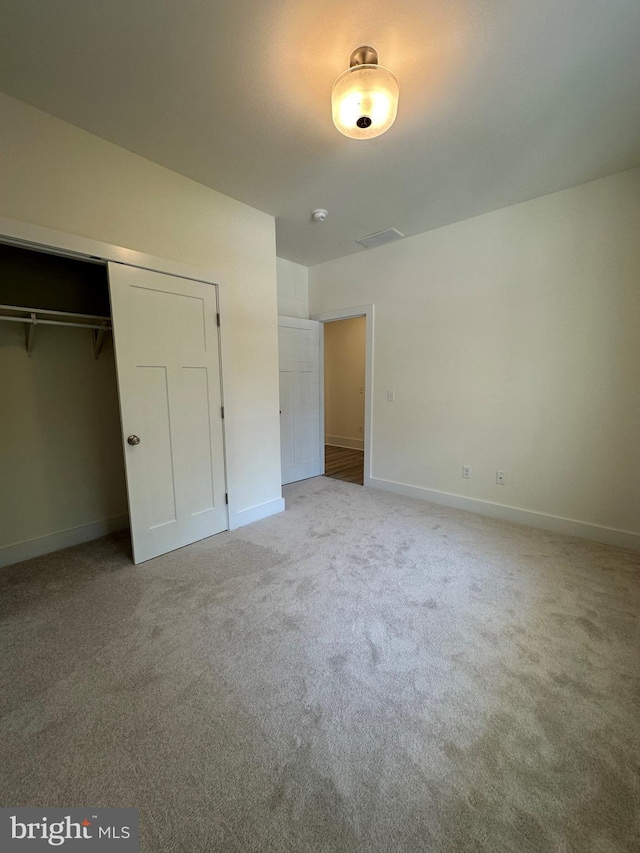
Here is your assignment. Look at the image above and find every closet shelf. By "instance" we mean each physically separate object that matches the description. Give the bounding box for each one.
[0,303,112,359]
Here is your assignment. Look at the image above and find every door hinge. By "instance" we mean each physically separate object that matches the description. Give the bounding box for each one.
[221,405,225,419]
[216,312,220,327]
[225,493,228,505]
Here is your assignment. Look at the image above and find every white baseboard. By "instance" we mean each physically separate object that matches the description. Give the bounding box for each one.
[368,477,640,551]
[0,514,130,569]
[229,497,285,530]
[325,436,364,451]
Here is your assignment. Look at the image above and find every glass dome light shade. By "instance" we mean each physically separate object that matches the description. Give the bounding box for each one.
[331,63,399,140]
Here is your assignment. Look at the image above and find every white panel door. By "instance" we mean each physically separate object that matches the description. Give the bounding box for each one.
[278,317,321,485]
[109,263,227,563]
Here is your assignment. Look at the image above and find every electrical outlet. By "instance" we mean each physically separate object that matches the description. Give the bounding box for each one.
[462,465,471,479]
[387,390,396,402]
[358,424,363,434]
[496,470,506,485]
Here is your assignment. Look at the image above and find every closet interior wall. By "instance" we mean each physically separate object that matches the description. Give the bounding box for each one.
[0,244,128,566]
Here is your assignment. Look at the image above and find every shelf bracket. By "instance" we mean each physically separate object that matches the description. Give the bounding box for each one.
[25,313,37,357]
[93,323,108,360]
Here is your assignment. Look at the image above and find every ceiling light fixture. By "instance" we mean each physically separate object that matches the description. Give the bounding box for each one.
[331,46,399,140]
[311,209,328,222]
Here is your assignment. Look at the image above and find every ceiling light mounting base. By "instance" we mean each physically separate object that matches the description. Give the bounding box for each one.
[311,209,328,222]
[350,46,378,67]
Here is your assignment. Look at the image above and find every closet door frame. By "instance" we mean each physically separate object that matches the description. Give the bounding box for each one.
[0,215,230,548]
[0,216,222,290]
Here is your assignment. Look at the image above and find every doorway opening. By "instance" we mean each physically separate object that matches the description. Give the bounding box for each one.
[311,304,374,488]
[322,317,366,485]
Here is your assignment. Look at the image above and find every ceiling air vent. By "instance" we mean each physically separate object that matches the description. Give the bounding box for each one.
[356,228,404,249]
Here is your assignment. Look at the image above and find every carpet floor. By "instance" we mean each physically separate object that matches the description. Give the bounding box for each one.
[0,477,638,852]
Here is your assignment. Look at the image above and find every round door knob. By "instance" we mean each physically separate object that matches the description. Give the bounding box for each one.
[127,435,141,446]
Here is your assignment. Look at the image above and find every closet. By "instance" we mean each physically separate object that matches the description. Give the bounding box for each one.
[0,243,129,567]
[0,239,229,568]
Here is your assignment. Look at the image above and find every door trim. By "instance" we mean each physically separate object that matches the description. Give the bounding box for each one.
[310,305,374,487]
[0,216,222,285]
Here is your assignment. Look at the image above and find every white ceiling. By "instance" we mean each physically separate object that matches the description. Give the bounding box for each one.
[1,0,639,266]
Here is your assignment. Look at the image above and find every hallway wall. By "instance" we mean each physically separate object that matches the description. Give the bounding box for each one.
[324,317,366,450]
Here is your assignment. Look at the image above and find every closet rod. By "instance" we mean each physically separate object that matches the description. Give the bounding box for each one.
[0,303,109,322]
[0,305,111,358]
[0,315,110,331]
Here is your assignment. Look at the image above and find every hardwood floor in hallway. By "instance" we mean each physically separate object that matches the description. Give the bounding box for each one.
[323,444,364,485]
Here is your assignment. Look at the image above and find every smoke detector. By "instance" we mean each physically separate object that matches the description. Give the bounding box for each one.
[311,209,328,222]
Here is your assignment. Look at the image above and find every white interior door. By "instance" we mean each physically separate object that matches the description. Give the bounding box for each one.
[278,317,322,485]
[109,263,227,563]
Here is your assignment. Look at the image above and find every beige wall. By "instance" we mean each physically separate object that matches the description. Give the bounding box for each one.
[324,318,366,449]
[310,168,640,539]
[277,257,309,318]
[0,325,128,547]
[0,93,282,546]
